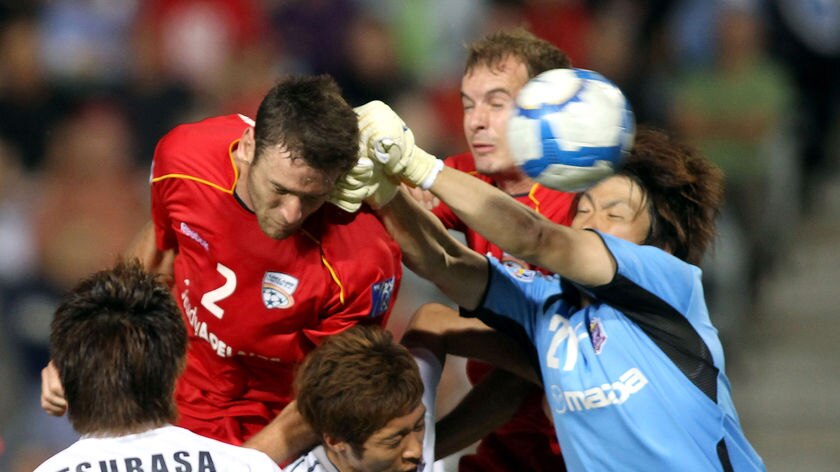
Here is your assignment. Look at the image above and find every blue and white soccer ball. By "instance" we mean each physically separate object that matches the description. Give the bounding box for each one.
[507,68,635,192]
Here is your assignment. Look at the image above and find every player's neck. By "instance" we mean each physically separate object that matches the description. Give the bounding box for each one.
[492,168,536,196]
[81,420,168,438]
[324,446,352,472]
[233,149,255,211]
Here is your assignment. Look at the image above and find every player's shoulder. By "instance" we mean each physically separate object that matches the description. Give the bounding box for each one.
[444,152,494,184]
[443,151,476,171]
[282,446,334,472]
[304,204,401,274]
[307,204,392,243]
[152,114,249,188]
[531,183,577,225]
[165,426,281,469]
[157,114,251,152]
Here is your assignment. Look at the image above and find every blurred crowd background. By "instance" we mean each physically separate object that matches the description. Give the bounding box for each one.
[0,0,838,470]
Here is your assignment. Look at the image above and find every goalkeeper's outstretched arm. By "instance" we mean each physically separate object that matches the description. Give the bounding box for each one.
[376,189,488,311]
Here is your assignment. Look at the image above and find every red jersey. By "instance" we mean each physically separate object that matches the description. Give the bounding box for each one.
[432,152,576,272]
[432,152,573,472]
[150,114,402,444]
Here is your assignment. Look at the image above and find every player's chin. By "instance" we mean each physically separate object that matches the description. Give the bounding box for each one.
[476,156,516,175]
[261,221,298,240]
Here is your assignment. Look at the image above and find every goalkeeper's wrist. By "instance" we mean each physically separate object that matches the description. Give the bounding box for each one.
[419,157,444,190]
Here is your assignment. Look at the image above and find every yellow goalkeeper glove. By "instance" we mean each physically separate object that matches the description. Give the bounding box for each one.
[355,100,443,189]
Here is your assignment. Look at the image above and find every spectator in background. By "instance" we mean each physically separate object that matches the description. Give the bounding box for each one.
[34,100,147,290]
[1,99,147,471]
[284,325,425,472]
[0,139,36,283]
[0,11,68,172]
[671,1,792,299]
[767,0,840,210]
[333,13,414,107]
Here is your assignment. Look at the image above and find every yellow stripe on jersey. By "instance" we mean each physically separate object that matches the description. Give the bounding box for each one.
[528,183,542,214]
[150,139,241,194]
[300,229,346,305]
[320,255,345,305]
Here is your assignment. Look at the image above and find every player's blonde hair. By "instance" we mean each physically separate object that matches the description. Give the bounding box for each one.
[464,28,572,78]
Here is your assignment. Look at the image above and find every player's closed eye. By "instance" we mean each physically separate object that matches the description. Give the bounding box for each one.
[381,436,404,449]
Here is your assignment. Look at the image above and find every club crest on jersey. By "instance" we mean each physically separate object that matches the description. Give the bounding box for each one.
[369,277,395,319]
[501,260,537,282]
[262,272,299,309]
[589,317,607,354]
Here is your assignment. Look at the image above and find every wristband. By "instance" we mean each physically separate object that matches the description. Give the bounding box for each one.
[420,159,444,190]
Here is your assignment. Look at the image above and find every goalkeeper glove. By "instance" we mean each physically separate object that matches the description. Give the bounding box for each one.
[329,156,398,212]
[356,100,444,189]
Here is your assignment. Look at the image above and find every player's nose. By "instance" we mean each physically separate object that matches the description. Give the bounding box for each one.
[467,105,489,131]
[278,198,303,225]
[402,430,423,463]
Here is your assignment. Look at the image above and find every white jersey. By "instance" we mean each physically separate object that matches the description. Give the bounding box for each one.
[283,445,338,472]
[34,424,281,472]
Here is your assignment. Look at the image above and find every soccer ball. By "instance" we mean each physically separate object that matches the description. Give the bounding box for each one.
[507,68,635,192]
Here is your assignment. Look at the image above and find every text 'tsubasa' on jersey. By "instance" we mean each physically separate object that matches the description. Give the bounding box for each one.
[34,425,281,472]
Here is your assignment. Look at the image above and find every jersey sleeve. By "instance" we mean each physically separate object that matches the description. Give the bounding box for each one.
[302,209,403,345]
[465,257,565,341]
[590,231,698,316]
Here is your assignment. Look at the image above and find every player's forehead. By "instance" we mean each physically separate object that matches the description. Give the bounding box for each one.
[366,404,425,443]
[462,55,529,97]
[580,176,646,209]
[255,145,336,192]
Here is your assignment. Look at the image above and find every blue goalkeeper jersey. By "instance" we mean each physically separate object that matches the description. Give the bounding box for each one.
[467,231,765,472]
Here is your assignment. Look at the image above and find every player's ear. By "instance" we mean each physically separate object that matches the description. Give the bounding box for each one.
[239,127,256,164]
[323,433,348,454]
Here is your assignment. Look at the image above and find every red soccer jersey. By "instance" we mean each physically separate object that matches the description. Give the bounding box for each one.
[432,152,576,272]
[432,152,574,472]
[150,114,402,444]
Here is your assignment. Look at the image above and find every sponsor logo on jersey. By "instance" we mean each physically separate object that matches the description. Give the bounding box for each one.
[262,272,299,309]
[550,367,649,415]
[179,222,209,251]
[369,277,395,318]
[589,317,607,354]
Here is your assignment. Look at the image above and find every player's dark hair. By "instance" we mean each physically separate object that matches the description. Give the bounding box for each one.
[295,325,423,456]
[50,259,187,435]
[253,74,358,176]
[464,28,572,78]
[619,126,724,265]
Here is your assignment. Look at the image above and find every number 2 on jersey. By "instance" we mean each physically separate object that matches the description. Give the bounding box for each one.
[201,263,236,319]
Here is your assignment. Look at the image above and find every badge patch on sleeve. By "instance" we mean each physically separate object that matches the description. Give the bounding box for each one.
[262,272,299,309]
[369,277,395,318]
[502,260,537,282]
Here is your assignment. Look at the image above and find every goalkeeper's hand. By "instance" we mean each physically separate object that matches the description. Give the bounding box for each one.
[355,100,443,189]
[329,156,398,211]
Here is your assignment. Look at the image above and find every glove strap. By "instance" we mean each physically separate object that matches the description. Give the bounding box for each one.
[419,159,444,190]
